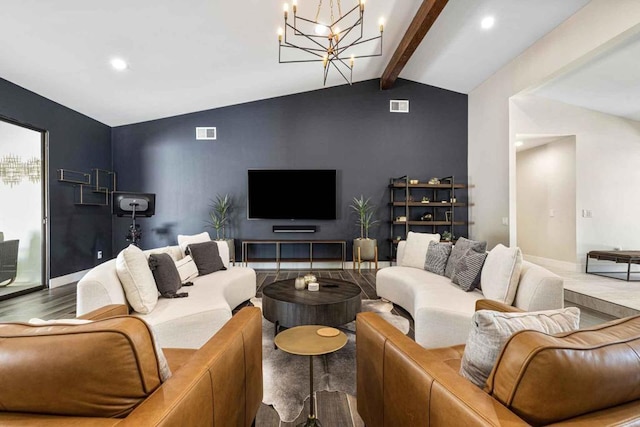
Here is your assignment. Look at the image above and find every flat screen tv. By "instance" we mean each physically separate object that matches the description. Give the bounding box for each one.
[248,169,337,220]
[112,192,156,217]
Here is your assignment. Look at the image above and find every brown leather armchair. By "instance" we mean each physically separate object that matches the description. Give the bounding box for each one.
[357,299,640,426]
[0,305,262,426]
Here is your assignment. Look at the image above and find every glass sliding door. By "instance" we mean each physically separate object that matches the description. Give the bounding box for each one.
[0,118,46,300]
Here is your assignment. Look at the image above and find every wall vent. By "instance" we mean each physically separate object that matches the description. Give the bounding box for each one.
[389,100,409,113]
[196,127,217,140]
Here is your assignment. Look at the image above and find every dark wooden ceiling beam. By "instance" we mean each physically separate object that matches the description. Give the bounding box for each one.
[380,0,449,90]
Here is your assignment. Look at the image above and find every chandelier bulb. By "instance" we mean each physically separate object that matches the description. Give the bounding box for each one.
[323,54,328,68]
[278,27,283,42]
[379,17,384,32]
[350,55,354,68]
[315,23,327,36]
[360,0,365,12]
[283,3,289,20]
[292,0,297,14]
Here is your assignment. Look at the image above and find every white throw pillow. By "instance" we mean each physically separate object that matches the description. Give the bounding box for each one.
[175,255,199,283]
[400,232,441,269]
[177,232,211,255]
[480,244,523,305]
[28,317,171,382]
[116,244,158,314]
[146,246,183,261]
[460,307,580,387]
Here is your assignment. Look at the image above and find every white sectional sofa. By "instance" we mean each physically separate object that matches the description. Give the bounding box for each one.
[376,241,564,348]
[77,240,256,349]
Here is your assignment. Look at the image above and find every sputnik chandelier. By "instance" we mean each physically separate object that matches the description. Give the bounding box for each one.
[278,0,384,85]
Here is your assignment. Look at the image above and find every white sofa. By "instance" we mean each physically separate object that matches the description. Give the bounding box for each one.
[76,241,256,349]
[376,241,564,348]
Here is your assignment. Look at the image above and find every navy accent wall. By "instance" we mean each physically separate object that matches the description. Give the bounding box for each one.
[0,78,112,277]
[112,79,467,261]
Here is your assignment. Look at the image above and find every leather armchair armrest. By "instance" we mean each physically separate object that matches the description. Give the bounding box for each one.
[356,312,527,427]
[475,299,523,313]
[77,304,129,320]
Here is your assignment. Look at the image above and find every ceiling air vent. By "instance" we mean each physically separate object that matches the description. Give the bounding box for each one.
[196,127,217,140]
[389,100,409,113]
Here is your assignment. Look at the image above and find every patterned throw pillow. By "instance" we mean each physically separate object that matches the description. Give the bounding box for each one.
[460,307,580,388]
[424,241,452,275]
[451,249,487,291]
[444,237,487,279]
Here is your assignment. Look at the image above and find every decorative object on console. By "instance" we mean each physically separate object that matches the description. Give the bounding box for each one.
[308,282,320,291]
[444,237,487,279]
[303,273,317,284]
[400,231,440,269]
[350,194,379,272]
[277,0,384,85]
[460,307,580,388]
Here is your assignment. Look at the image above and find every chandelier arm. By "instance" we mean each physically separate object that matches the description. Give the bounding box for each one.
[334,20,362,45]
[330,4,360,27]
[285,22,329,51]
[329,60,352,85]
[280,43,328,57]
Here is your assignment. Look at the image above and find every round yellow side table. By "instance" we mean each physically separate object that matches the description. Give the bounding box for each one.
[274,325,348,427]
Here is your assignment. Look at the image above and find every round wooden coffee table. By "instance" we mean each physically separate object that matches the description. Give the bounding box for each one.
[274,325,348,427]
[262,278,362,334]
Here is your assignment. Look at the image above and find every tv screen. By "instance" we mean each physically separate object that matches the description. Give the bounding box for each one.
[112,192,156,217]
[248,169,337,220]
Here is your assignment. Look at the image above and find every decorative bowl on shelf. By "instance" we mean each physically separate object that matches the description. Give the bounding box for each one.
[409,179,419,185]
[428,177,440,185]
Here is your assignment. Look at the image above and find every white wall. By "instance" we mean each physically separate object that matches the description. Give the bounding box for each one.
[516,136,576,263]
[468,0,640,248]
[511,96,640,264]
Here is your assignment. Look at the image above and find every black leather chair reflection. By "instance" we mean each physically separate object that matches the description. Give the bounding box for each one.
[0,239,19,286]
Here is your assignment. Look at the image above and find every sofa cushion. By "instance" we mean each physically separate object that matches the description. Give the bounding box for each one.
[480,244,523,305]
[424,241,452,276]
[149,253,184,298]
[175,254,199,283]
[460,307,580,387]
[0,317,165,418]
[401,232,441,269]
[188,241,227,275]
[451,249,487,291]
[487,314,640,425]
[146,245,183,261]
[444,237,487,279]
[177,231,211,255]
[116,244,158,314]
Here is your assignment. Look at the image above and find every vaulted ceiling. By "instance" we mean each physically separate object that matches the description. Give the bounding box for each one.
[0,0,590,126]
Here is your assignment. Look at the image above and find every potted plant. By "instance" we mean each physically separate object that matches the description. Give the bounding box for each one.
[206,194,235,262]
[350,195,379,265]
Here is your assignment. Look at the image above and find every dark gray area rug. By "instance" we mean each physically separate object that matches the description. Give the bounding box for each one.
[251,298,409,422]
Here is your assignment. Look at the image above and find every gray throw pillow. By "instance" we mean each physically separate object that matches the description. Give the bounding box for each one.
[148,253,184,298]
[452,249,487,291]
[187,241,226,275]
[444,237,487,278]
[424,241,452,276]
[460,307,580,388]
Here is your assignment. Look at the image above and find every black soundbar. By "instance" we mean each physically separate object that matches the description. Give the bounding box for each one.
[272,225,317,233]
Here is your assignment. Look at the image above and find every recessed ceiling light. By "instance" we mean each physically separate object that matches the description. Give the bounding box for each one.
[110,58,128,71]
[515,140,524,147]
[481,16,495,30]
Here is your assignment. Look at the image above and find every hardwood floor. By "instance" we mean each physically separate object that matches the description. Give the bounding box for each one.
[0,267,612,426]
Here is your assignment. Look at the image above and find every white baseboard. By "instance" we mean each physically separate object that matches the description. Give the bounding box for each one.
[49,269,90,289]
[523,255,581,273]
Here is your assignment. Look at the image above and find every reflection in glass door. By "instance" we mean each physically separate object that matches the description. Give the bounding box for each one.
[0,118,46,300]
